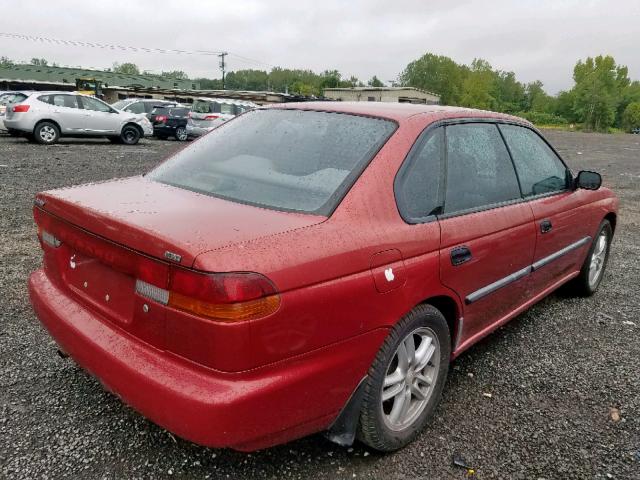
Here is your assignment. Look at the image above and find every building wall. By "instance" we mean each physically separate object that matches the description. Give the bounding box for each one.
[324,88,439,104]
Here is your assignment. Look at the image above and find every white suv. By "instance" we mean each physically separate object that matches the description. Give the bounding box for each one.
[4,92,153,145]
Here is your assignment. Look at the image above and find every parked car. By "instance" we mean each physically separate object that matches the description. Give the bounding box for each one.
[4,92,153,145]
[186,97,256,137]
[150,105,190,141]
[111,98,183,119]
[0,91,31,132]
[631,127,640,134]
[29,103,617,452]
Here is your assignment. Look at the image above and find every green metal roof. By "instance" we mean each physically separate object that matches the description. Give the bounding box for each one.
[0,64,198,90]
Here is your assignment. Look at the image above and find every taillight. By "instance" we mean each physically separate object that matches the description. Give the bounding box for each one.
[13,104,30,113]
[204,115,219,120]
[136,269,280,322]
[155,115,168,123]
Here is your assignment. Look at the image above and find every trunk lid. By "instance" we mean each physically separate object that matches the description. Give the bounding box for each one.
[36,176,325,267]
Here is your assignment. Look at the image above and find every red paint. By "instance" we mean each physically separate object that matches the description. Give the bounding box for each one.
[28,103,618,450]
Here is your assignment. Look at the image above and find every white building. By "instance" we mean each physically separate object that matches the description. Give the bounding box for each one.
[323,86,439,104]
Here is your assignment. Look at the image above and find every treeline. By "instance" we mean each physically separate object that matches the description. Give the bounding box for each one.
[400,53,640,132]
[3,53,640,132]
[197,69,385,96]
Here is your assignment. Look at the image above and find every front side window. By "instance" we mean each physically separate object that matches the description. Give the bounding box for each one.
[81,97,113,113]
[149,109,396,215]
[499,124,569,196]
[395,127,444,221]
[39,94,79,109]
[444,123,520,214]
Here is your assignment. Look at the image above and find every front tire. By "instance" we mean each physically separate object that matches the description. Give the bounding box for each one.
[120,125,141,145]
[357,304,450,451]
[567,220,612,296]
[34,121,60,145]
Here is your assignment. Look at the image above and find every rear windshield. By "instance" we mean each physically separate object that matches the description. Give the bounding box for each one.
[170,108,189,117]
[0,93,27,105]
[149,109,396,215]
[151,106,170,115]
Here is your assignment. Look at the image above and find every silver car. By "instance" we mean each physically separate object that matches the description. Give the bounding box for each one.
[4,92,153,145]
[186,97,257,137]
[0,91,32,132]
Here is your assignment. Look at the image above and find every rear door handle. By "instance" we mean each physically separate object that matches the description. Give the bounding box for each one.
[540,219,553,234]
[451,246,472,266]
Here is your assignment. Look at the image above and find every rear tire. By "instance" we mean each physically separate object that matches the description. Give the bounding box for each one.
[357,304,450,451]
[175,126,188,141]
[120,124,141,145]
[33,121,60,145]
[566,220,612,296]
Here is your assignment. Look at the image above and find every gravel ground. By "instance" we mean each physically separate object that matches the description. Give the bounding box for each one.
[0,131,638,480]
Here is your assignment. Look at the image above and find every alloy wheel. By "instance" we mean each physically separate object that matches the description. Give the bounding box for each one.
[381,327,440,431]
[588,230,608,288]
[39,125,56,143]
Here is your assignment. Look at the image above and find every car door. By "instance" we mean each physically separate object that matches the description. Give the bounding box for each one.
[498,124,591,294]
[78,96,121,134]
[438,122,536,346]
[44,94,84,133]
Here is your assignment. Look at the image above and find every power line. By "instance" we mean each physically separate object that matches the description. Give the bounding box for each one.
[0,32,274,68]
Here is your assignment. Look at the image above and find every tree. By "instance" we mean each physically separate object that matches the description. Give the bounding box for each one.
[571,55,630,131]
[112,62,141,75]
[368,76,385,87]
[0,56,13,68]
[30,58,48,66]
[622,102,640,132]
[161,70,189,80]
[493,71,525,113]
[460,58,496,110]
[399,53,466,105]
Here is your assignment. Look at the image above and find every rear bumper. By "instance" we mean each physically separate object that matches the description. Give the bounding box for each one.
[3,116,34,132]
[28,269,385,450]
[186,124,210,137]
[153,125,177,136]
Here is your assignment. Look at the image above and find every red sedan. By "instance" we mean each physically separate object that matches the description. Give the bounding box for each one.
[29,103,618,452]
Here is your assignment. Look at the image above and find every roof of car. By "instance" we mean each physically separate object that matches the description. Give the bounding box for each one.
[270,101,529,124]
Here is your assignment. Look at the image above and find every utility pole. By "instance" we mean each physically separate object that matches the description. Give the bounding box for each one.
[218,52,228,90]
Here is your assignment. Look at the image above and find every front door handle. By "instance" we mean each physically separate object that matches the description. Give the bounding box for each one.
[540,219,553,234]
[451,246,472,266]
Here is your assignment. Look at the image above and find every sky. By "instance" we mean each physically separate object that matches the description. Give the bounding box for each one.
[0,0,639,94]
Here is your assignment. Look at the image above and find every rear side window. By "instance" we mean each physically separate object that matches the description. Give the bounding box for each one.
[395,127,444,221]
[149,110,397,215]
[499,125,569,196]
[39,94,79,109]
[125,102,146,114]
[444,123,520,214]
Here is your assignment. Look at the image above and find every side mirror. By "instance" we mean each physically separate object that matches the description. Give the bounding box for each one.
[575,170,602,190]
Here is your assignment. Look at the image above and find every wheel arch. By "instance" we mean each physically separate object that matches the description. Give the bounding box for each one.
[604,212,617,234]
[122,122,143,136]
[33,119,61,135]
[418,294,461,350]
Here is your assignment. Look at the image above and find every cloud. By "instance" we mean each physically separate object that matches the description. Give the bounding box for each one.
[0,0,638,94]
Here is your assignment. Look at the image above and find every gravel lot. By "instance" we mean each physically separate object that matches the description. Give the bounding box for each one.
[1,131,638,480]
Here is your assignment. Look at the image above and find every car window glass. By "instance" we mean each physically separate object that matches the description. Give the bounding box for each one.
[125,102,146,114]
[220,103,234,115]
[499,125,568,196]
[40,94,79,109]
[2,93,28,105]
[396,127,443,220]
[170,108,189,117]
[444,123,521,213]
[193,100,211,114]
[149,110,396,215]
[82,97,112,113]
